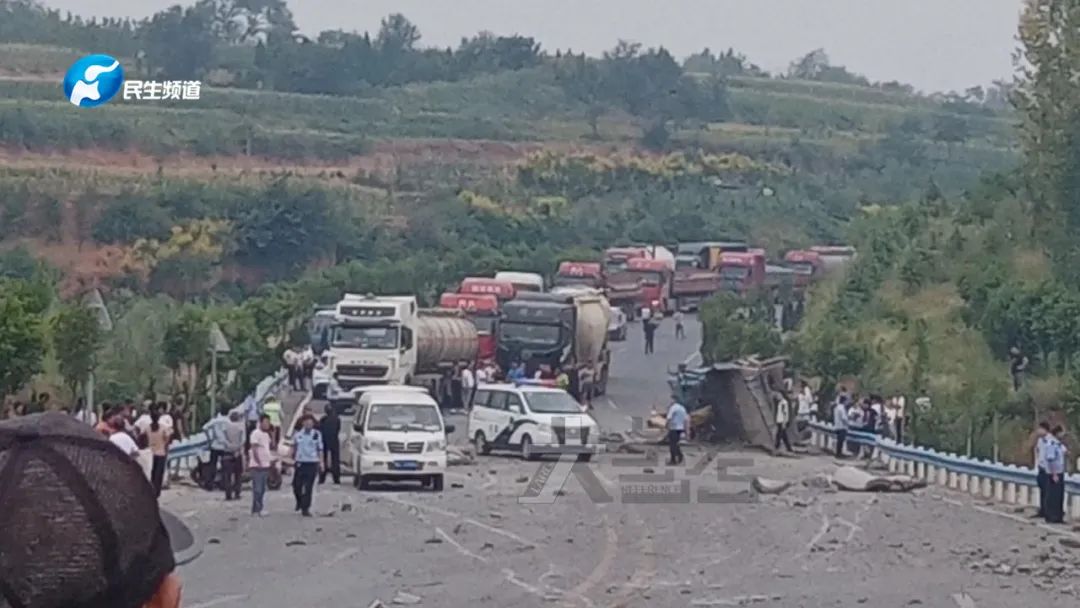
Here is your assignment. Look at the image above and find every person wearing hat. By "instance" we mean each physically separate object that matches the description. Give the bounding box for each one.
[0,412,183,608]
[291,414,324,517]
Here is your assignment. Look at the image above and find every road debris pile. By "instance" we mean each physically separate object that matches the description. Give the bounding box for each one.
[956,537,1080,594]
[831,466,927,493]
[447,444,476,466]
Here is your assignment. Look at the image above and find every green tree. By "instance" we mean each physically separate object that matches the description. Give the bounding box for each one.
[50,303,104,399]
[0,286,44,398]
[92,197,174,244]
[141,5,215,79]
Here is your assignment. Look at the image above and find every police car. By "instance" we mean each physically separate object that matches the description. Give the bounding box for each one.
[467,382,601,461]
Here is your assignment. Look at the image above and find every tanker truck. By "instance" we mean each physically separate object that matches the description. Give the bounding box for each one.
[496,291,612,397]
[326,294,479,413]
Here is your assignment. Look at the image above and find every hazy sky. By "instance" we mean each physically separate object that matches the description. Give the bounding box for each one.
[44,0,1024,92]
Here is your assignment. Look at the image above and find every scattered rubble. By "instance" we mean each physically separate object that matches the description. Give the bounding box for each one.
[751,477,791,495]
[832,466,927,492]
[447,445,476,466]
[392,591,422,605]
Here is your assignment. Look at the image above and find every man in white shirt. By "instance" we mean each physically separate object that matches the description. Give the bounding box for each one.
[665,399,688,465]
[109,431,140,458]
[283,348,301,391]
[774,393,793,453]
[248,414,274,516]
[461,364,476,405]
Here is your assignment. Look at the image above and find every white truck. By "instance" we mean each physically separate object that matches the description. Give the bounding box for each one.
[325,294,479,413]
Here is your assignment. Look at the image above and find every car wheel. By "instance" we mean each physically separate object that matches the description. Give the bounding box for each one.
[474,431,491,455]
[432,474,444,491]
[358,475,371,490]
[520,435,536,461]
[576,453,592,463]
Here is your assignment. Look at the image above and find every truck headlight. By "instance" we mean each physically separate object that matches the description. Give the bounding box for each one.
[363,439,386,452]
[426,439,446,451]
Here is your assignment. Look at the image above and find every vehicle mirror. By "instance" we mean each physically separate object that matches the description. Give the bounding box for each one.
[352,423,364,434]
[445,424,456,434]
[509,405,522,415]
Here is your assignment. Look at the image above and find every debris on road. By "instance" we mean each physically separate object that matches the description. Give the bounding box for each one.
[447,444,476,466]
[751,477,791,495]
[392,591,422,605]
[832,466,927,492]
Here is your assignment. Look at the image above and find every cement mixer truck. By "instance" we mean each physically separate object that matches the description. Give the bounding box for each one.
[326,294,479,413]
[497,291,612,397]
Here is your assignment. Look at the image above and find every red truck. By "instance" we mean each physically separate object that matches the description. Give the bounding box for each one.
[782,250,824,290]
[625,257,675,314]
[459,277,517,303]
[439,292,500,362]
[553,261,604,289]
[718,250,766,294]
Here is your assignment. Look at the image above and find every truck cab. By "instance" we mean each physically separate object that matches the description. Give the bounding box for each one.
[553,261,603,289]
[782,250,823,290]
[625,257,674,314]
[308,308,337,355]
[718,251,766,294]
[439,292,499,362]
[459,277,517,303]
[494,271,544,293]
[809,245,857,273]
[326,294,417,410]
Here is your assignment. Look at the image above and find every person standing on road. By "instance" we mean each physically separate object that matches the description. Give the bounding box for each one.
[462,362,476,407]
[832,397,849,458]
[292,414,324,517]
[284,347,301,391]
[643,319,656,355]
[263,396,283,448]
[1043,425,1068,524]
[673,310,685,340]
[221,411,246,501]
[202,405,230,490]
[773,392,793,453]
[1033,421,1052,519]
[665,399,688,465]
[146,410,172,498]
[249,414,274,516]
[319,404,342,485]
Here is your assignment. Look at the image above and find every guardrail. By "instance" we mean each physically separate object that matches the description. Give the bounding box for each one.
[162,369,288,474]
[807,419,1080,519]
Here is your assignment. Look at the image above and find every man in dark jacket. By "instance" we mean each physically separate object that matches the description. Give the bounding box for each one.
[319,404,342,485]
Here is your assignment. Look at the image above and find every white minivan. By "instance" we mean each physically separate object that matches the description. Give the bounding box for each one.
[348,387,452,491]
[467,383,601,461]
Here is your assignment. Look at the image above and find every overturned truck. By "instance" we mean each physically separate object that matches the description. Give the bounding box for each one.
[668,356,789,451]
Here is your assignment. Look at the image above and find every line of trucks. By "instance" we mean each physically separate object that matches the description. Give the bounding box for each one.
[310,243,854,413]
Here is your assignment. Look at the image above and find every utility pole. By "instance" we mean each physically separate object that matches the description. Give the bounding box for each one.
[83,288,112,418]
[208,322,231,417]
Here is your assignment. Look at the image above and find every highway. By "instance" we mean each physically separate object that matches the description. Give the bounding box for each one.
[164,314,1080,608]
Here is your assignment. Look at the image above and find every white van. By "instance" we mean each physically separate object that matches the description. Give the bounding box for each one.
[467,383,601,461]
[348,388,452,491]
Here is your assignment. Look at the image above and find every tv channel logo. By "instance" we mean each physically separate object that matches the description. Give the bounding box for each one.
[63,54,124,108]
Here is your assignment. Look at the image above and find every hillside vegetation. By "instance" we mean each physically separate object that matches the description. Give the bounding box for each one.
[0,0,1025,428]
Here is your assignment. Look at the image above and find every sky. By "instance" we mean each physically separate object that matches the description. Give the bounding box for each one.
[42,0,1025,93]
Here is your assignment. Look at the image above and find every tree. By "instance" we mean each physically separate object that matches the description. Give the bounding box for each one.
[0,286,44,399]
[163,306,210,417]
[556,54,608,138]
[50,303,104,399]
[92,196,174,244]
[931,113,970,145]
[140,5,215,79]
[195,0,295,44]
[376,13,420,54]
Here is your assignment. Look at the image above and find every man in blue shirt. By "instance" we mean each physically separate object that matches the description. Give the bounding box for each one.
[291,414,324,517]
[508,362,526,382]
[666,400,688,465]
[1043,425,1069,524]
[1033,421,1051,518]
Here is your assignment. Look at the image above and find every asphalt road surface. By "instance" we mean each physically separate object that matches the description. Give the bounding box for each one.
[165,314,1080,608]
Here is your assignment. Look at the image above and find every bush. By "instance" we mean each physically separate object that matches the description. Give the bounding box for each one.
[92,196,174,244]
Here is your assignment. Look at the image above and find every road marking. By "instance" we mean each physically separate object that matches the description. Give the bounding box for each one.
[321,548,359,568]
[567,514,618,605]
[380,494,538,548]
[436,526,489,563]
[604,397,618,410]
[186,595,248,608]
[938,495,1080,541]
[683,351,702,367]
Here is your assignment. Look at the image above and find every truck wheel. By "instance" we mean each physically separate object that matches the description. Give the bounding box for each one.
[520,435,537,461]
[473,431,492,455]
[596,367,609,396]
[431,474,444,492]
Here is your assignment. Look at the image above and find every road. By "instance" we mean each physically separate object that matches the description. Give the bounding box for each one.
[165,314,1080,608]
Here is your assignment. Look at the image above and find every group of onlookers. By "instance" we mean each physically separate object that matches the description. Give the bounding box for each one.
[829,387,915,457]
[78,399,181,497]
[283,345,317,391]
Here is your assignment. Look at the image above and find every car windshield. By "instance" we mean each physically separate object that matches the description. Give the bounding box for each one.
[524,391,584,413]
[366,403,443,432]
[331,325,398,349]
[628,270,662,286]
[789,262,814,275]
[719,265,750,279]
[500,322,560,345]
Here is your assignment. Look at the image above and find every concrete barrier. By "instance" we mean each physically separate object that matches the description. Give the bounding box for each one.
[808,419,1080,520]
